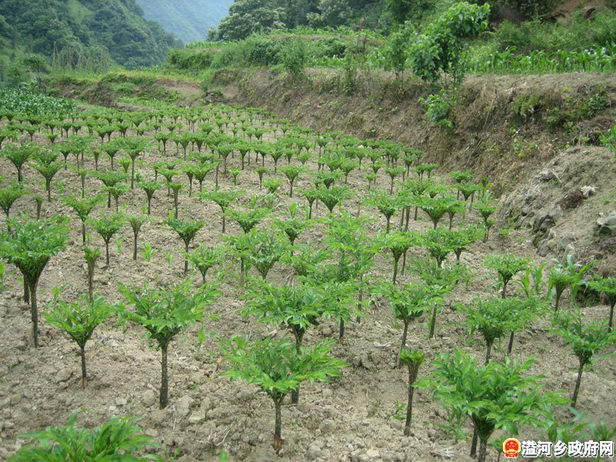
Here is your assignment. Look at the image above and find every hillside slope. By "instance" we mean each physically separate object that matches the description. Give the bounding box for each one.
[136,0,233,43]
[0,0,182,68]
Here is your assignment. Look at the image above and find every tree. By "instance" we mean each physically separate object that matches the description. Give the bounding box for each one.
[0,216,69,347]
[408,2,491,85]
[9,414,161,462]
[399,348,424,436]
[222,336,345,452]
[418,350,564,462]
[120,280,218,408]
[44,294,115,386]
[554,311,616,408]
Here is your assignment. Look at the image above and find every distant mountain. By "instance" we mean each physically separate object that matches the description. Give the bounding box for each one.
[0,0,182,69]
[135,0,233,43]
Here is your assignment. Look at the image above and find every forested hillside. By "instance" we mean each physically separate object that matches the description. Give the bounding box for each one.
[0,0,182,69]
[135,0,233,43]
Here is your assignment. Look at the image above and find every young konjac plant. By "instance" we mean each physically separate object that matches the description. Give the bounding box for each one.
[417,350,564,462]
[127,213,148,261]
[0,183,28,229]
[9,414,161,462]
[376,281,435,365]
[553,311,616,408]
[88,214,125,266]
[187,244,225,284]
[200,189,244,233]
[587,277,616,332]
[166,217,205,274]
[222,336,346,453]
[62,194,104,244]
[0,216,69,347]
[484,254,530,298]
[399,348,424,436]
[245,281,328,403]
[120,280,218,408]
[83,246,101,302]
[44,294,116,387]
[548,255,590,311]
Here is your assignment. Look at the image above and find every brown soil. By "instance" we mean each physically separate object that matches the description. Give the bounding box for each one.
[1,101,615,462]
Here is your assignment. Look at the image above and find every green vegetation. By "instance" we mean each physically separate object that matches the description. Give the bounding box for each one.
[9,414,160,461]
[0,0,182,74]
[222,336,345,452]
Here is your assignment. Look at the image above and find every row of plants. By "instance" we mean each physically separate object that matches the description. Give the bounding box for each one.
[1,99,614,461]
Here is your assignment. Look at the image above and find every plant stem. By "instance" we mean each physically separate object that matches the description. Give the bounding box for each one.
[571,360,584,408]
[470,428,478,457]
[478,437,488,462]
[485,340,493,365]
[160,343,169,408]
[428,305,437,339]
[80,345,87,387]
[29,282,38,348]
[273,398,283,453]
[398,320,409,368]
[403,375,415,436]
[507,332,515,355]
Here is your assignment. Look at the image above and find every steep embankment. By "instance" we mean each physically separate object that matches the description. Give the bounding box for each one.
[219,69,614,191]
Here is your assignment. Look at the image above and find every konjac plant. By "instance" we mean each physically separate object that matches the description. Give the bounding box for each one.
[200,189,244,233]
[0,183,28,229]
[244,281,331,402]
[417,350,564,462]
[484,253,530,298]
[88,213,125,266]
[44,293,116,386]
[8,414,161,461]
[399,348,424,436]
[222,336,346,453]
[120,280,218,408]
[586,276,616,333]
[376,281,435,365]
[187,244,225,284]
[553,310,616,408]
[166,217,205,274]
[0,216,69,347]
[62,194,104,244]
